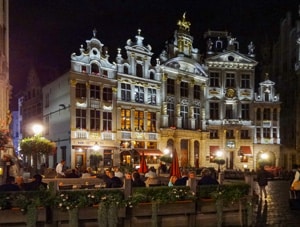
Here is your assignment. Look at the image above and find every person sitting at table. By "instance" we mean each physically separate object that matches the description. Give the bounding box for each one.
[106,171,123,188]
[198,168,219,185]
[0,176,20,191]
[66,169,80,178]
[23,174,48,191]
[174,169,189,186]
[132,172,146,187]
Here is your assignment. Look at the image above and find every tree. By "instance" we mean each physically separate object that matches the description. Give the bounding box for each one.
[20,136,56,175]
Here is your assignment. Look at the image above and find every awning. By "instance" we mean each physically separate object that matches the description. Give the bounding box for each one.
[240,146,252,155]
[133,149,163,156]
[210,146,220,155]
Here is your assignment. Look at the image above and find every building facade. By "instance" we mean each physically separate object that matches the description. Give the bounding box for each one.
[41,14,281,171]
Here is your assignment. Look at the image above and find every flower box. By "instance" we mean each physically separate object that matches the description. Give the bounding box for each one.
[0,207,46,224]
[131,200,195,216]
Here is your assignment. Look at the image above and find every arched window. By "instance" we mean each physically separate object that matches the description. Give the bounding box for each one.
[91,63,99,75]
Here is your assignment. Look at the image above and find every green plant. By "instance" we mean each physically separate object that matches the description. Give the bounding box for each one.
[55,190,94,211]
[198,183,250,206]
[0,193,12,210]
[127,186,196,206]
[159,155,172,164]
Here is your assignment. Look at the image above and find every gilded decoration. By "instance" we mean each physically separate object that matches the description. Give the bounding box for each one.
[177,12,191,32]
[70,79,77,87]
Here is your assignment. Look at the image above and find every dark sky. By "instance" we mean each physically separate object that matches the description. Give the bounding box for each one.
[9,0,299,110]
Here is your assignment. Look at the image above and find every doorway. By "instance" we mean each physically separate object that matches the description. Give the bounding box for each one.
[75,152,86,171]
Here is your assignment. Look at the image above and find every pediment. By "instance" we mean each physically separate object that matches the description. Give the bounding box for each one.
[163,56,208,77]
[205,51,258,66]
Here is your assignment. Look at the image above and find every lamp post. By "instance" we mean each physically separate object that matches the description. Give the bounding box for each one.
[215,150,224,173]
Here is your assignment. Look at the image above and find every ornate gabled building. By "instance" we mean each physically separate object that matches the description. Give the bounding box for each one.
[40,14,281,171]
[203,30,259,170]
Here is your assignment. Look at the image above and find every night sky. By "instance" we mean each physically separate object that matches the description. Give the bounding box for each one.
[9,0,299,110]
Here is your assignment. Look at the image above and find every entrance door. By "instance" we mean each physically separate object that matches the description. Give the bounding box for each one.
[75,152,86,171]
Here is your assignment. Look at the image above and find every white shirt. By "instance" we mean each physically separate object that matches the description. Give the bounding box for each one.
[56,163,65,176]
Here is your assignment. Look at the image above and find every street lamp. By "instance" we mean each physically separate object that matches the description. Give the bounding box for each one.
[32,124,43,136]
[215,150,224,173]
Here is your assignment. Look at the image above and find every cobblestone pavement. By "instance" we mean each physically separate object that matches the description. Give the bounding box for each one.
[253,179,300,227]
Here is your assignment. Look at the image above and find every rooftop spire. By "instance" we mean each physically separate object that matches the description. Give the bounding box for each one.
[93,28,97,37]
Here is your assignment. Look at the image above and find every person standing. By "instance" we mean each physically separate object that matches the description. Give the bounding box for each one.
[55,160,66,178]
[257,166,269,199]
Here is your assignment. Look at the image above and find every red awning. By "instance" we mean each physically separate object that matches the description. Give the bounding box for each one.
[133,149,163,156]
[240,146,252,155]
[210,146,220,155]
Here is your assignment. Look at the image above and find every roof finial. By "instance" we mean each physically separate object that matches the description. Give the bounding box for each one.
[93,28,97,37]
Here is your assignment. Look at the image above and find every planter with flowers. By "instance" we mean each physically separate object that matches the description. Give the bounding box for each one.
[197,183,251,227]
[54,189,125,227]
[126,186,196,226]
[0,190,51,227]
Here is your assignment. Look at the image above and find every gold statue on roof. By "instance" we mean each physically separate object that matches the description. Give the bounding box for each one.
[177,12,191,32]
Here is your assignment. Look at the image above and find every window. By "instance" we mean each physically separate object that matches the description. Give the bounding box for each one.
[82,65,86,73]
[226,130,234,139]
[273,108,277,121]
[76,83,86,98]
[273,128,277,138]
[256,128,261,138]
[121,83,131,101]
[90,110,100,131]
[134,110,144,131]
[241,130,250,139]
[194,106,201,130]
[147,88,156,104]
[180,82,189,97]
[147,112,156,132]
[90,85,100,99]
[241,74,250,88]
[103,87,112,102]
[45,93,49,107]
[136,64,143,77]
[121,109,131,130]
[103,112,112,131]
[256,109,261,120]
[194,85,201,99]
[150,72,155,80]
[241,104,250,120]
[91,63,99,75]
[180,105,188,129]
[225,104,233,119]
[135,86,144,103]
[210,102,219,120]
[210,72,220,87]
[263,128,271,138]
[102,70,108,78]
[209,130,218,139]
[76,109,86,129]
[167,78,175,95]
[167,102,175,127]
[263,108,271,120]
[225,73,235,87]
